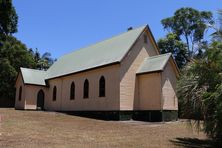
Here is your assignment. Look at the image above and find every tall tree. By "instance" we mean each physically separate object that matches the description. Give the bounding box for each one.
[0,36,35,106]
[158,33,188,68]
[161,7,214,58]
[174,8,222,145]
[0,0,18,36]
[177,41,222,142]
[177,10,222,143]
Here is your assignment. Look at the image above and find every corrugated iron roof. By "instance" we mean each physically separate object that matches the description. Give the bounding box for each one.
[20,25,164,85]
[137,53,172,74]
[20,68,47,86]
[46,25,146,79]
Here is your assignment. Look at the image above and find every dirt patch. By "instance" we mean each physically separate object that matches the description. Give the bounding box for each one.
[0,108,208,148]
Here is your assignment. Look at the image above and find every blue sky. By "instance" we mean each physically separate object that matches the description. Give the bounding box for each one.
[13,0,221,59]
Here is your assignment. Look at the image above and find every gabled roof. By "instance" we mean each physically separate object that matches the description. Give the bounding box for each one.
[20,68,47,86]
[137,53,172,74]
[46,25,147,79]
[19,25,163,86]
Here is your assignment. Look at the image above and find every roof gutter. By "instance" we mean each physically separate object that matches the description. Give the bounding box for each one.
[24,83,47,87]
[136,70,163,75]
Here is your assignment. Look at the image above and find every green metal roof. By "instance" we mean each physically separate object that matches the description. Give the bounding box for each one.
[20,68,47,86]
[137,53,172,74]
[20,25,147,85]
[46,25,146,79]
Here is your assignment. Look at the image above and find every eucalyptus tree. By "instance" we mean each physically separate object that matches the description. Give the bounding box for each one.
[160,7,214,60]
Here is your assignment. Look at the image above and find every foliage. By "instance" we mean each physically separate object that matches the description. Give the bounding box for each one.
[0,0,29,105]
[0,0,18,36]
[161,7,214,58]
[29,48,55,70]
[0,36,55,101]
[205,84,222,141]
[158,33,188,68]
[0,58,17,99]
[0,36,35,100]
[211,10,222,41]
[177,41,222,141]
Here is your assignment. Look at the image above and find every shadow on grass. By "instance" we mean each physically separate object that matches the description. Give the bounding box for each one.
[170,137,219,148]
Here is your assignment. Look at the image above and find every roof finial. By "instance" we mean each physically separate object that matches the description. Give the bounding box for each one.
[127,27,133,31]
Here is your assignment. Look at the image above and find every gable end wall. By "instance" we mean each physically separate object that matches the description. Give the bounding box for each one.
[119,30,158,110]
[161,60,178,110]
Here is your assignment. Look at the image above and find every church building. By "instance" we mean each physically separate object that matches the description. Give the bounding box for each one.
[15,25,179,121]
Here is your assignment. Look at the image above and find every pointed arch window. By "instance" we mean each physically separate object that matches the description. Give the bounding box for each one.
[53,86,57,101]
[70,82,75,100]
[83,79,89,99]
[18,86,22,101]
[99,76,105,97]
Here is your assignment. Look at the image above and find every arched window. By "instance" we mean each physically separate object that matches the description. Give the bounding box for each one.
[18,86,22,101]
[83,79,89,98]
[70,82,75,100]
[53,86,57,101]
[99,76,105,97]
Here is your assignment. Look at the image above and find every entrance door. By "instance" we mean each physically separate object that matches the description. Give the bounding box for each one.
[37,90,44,110]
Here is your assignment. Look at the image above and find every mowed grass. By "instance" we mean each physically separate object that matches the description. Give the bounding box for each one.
[0,108,207,148]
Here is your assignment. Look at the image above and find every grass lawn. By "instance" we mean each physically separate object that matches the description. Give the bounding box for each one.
[0,108,210,148]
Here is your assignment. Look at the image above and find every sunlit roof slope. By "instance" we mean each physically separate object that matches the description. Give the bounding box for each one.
[46,25,147,79]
